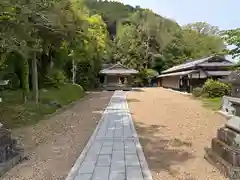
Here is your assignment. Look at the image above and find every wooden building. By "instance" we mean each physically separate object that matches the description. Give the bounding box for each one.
[100,62,139,90]
[158,56,234,92]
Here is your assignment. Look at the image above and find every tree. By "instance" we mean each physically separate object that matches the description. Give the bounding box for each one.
[222,28,240,59]
[183,22,220,35]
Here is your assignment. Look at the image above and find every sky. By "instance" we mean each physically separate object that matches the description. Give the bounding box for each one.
[118,0,239,30]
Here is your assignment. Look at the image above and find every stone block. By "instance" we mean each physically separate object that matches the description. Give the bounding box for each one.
[226,116,240,134]
[75,174,92,180]
[100,146,112,155]
[125,154,140,167]
[97,155,111,166]
[110,163,125,173]
[92,166,110,180]
[205,148,240,179]
[78,162,95,174]
[109,171,125,180]
[126,166,143,180]
[217,127,240,148]
[125,141,136,154]
[113,141,124,151]
[211,138,240,167]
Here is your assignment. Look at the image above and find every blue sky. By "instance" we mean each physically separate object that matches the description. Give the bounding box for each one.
[119,0,239,30]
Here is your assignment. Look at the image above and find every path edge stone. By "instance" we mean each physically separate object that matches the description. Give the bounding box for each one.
[125,93,153,180]
[65,92,115,180]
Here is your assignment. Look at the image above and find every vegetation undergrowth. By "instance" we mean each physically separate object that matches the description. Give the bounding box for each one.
[0,84,84,129]
[201,97,222,111]
[192,79,229,110]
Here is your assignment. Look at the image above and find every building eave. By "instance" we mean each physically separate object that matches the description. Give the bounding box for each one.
[157,70,197,78]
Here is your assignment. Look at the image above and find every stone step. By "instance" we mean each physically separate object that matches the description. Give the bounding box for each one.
[212,138,240,167]
[205,147,240,179]
[217,127,240,148]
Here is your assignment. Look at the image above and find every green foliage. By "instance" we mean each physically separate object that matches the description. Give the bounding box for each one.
[192,87,203,97]
[87,0,135,36]
[45,69,67,88]
[183,22,220,35]
[0,0,228,104]
[89,1,225,74]
[1,84,84,129]
[222,28,240,58]
[40,84,84,105]
[201,97,222,110]
[202,79,232,98]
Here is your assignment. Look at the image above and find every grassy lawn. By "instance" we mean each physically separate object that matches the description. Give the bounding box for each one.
[0,84,84,129]
[201,97,222,111]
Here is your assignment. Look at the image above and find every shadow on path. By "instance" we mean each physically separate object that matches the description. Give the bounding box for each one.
[134,122,195,177]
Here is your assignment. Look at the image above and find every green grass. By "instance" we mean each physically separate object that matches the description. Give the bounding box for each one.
[201,97,222,111]
[0,84,84,129]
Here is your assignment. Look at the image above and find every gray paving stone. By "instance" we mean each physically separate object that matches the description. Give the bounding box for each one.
[84,154,98,163]
[125,141,136,154]
[109,172,125,180]
[111,162,125,173]
[114,129,123,137]
[74,174,92,180]
[66,91,152,180]
[126,166,144,180]
[113,141,124,150]
[112,151,124,163]
[102,140,114,147]
[100,146,113,155]
[125,154,140,166]
[78,162,95,174]
[92,166,110,180]
[88,142,102,153]
[97,155,111,166]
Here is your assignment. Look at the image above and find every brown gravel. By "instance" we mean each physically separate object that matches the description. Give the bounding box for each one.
[3,91,113,180]
[127,88,227,180]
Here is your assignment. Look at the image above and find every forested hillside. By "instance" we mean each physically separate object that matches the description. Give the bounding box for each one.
[87,0,225,74]
[0,0,238,127]
[0,0,230,105]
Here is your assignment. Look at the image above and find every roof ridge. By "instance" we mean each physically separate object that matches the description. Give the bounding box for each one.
[162,55,213,74]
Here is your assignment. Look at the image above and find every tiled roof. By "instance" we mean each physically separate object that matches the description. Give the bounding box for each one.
[100,62,139,74]
[198,62,233,67]
[100,69,139,74]
[206,71,232,76]
[158,70,197,77]
[161,56,213,74]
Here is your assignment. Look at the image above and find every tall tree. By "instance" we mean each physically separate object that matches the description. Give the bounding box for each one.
[222,28,240,59]
[183,22,220,35]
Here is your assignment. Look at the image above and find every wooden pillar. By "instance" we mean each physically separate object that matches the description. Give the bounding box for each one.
[128,76,133,86]
[104,75,108,85]
[189,74,193,93]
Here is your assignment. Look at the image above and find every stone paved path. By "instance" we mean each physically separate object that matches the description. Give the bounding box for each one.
[66,91,152,180]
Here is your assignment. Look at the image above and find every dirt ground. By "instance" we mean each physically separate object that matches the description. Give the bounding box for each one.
[127,88,227,180]
[3,91,113,180]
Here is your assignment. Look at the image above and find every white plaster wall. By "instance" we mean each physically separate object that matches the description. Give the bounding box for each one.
[161,76,180,89]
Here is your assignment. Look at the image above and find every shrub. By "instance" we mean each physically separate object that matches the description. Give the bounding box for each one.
[45,69,67,88]
[192,87,203,97]
[202,79,232,98]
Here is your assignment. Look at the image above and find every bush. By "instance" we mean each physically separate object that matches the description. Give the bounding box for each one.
[40,83,84,105]
[192,87,203,97]
[45,69,67,88]
[202,79,232,98]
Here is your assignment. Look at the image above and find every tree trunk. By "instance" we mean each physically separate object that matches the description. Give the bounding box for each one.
[21,58,29,103]
[72,59,76,84]
[32,53,39,104]
[146,36,150,68]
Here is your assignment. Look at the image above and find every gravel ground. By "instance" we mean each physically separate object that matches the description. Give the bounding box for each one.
[3,91,113,180]
[127,88,227,180]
